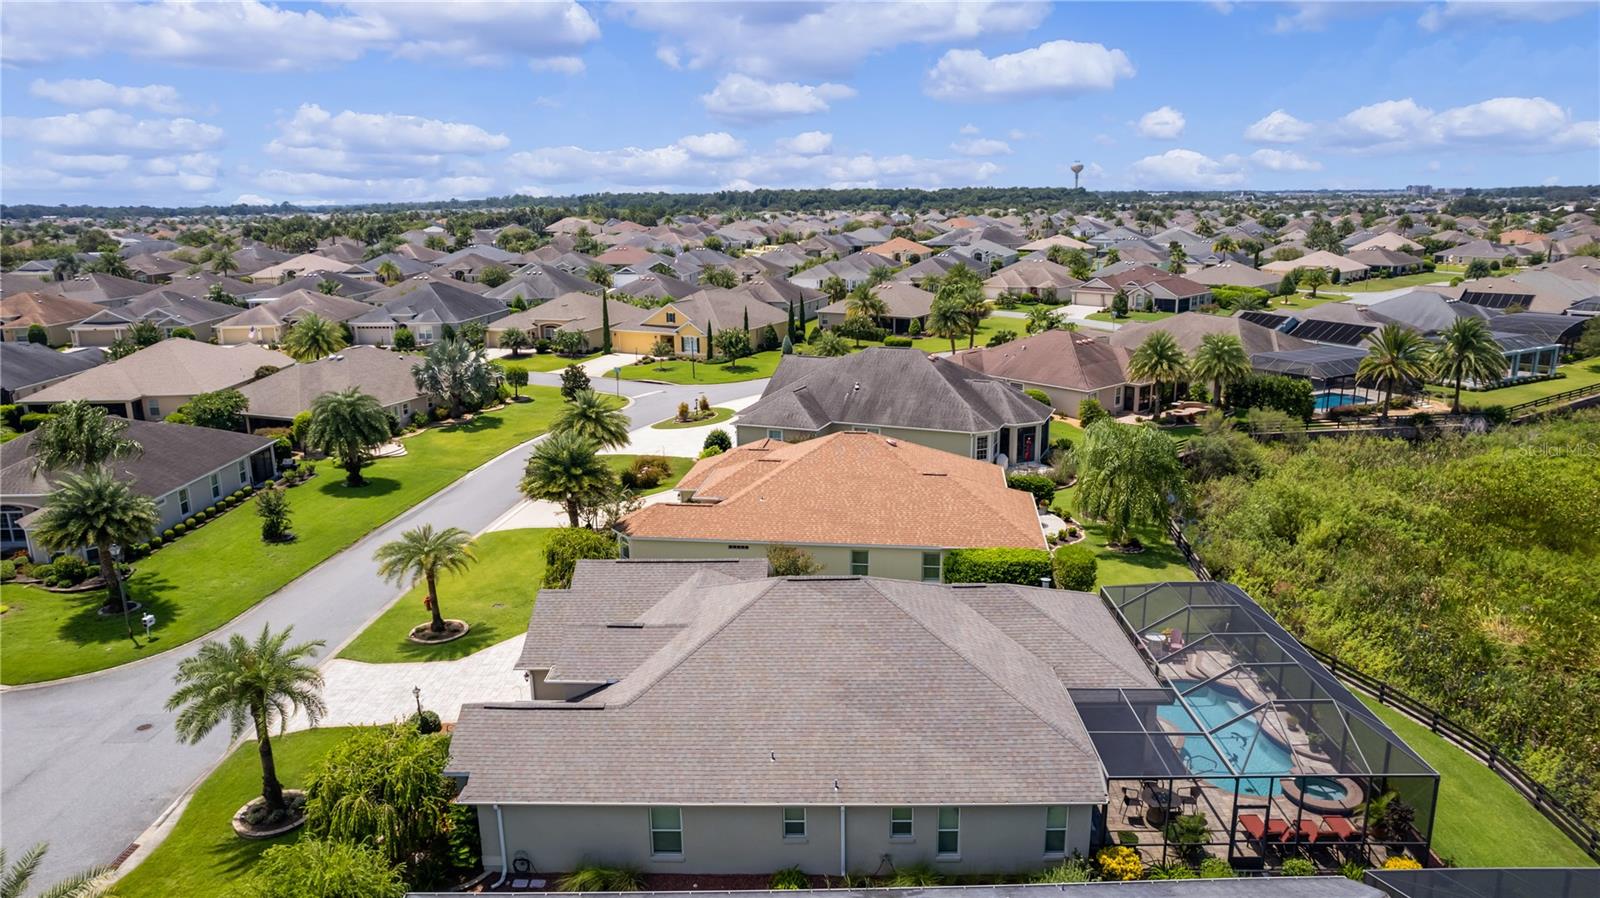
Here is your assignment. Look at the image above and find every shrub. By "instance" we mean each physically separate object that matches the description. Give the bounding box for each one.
[986,329,1016,347]
[256,486,292,543]
[558,865,645,892]
[1029,857,1093,883]
[1340,861,1368,880]
[163,528,176,540]
[1478,404,1511,426]
[0,404,19,429]
[1006,473,1057,506]
[173,522,187,534]
[235,838,406,898]
[770,867,809,890]
[698,446,723,459]
[560,364,591,400]
[620,455,673,491]
[410,710,442,734]
[41,555,93,587]
[1229,374,1315,422]
[943,547,1052,586]
[1023,388,1052,407]
[195,509,209,521]
[1052,544,1097,591]
[703,429,732,452]
[1146,863,1194,880]
[1096,845,1143,881]
[1078,397,1109,427]
[887,863,944,887]
[543,527,619,589]
[0,560,15,582]
[1280,858,1317,876]
[303,724,455,867]
[1199,857,1236,878]
[18,412,54,432]
[150,537,163,549]
[767,545,823,576]
[1163,813,1210,866]
[1383,856,1422,871]
[882,335,913,348]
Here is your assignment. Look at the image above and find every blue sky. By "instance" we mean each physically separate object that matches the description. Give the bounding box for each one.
[2,1,1597,206]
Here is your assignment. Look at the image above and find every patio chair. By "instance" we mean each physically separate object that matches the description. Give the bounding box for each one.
[1168,628,1185,651]
[1320,816,1358,841]
[1238,814,1268,843]
[1296,819,1320,844]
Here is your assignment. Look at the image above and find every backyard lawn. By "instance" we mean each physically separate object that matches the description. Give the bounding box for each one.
[0,387,585,685]
[603,454,695,495]
[1087,308,1172,324]
[113,727,358,898]
[1359,698,1596,868]
[1320,272,1452,293]
[1050,481,1195,588]
[494,350,600,373]
[616,351,785,384]
[1426,360,1600,409]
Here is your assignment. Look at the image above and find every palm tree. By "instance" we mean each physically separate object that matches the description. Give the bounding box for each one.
[1167,242,1187,274]
[28,399,142,475]
[1025,305,1058,335]
[281,312,348,362]
[926,296,968,354]
[210,247,238,277]
[1358,323,1430,421]
[1127,331,1190,421]
[937,263,987,348]
[373,525,477,634]
[411,337,495,419]
[306,388,391,486]
[52,252,80,282]
[844,285,889,330]
[374,259,402,285]
[1239,238,1265,267]
[1211,235,1237,257]
[1189,332,1251,408]
[585,263,614,288]
[167,625,326,815]
[32,469,158,614]
[810,330,851,357]
[499,326,531,357]
[1299,266,1329,298]
[819,275,848,309]
[88,252,132,279]
[520,430,611,527]
[316,278,341,295]
[554,389,630,450]
[0,843,113,898]
[1431,317,1508,413]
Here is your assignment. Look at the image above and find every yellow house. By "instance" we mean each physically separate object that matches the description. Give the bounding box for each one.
[611,289,787,359]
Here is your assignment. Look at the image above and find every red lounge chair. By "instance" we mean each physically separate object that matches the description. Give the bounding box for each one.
[1296,819,1319,843]
[1239,814,1267,841]
[1267,818,1292,841]
[1322,816,1358,840]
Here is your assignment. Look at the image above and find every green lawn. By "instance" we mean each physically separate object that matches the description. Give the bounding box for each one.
[1320,272,1452,293]
[1088,309,1172,324]
[651,407,735,429]
[901,316,1026,353]
[1426,360,1600,409]
[1050,481,1195,588]
[616,351,785,384]
[604,454,695,495]
[1274,292,1346,311]
[494,351,600,373]
[0,388,581,685]
[114,727,359,898]
[1360,698,1596,868]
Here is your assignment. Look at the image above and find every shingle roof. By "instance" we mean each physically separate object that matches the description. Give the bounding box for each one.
[0,292,103,329]
[619,431,1045,550]
[451,564,1153,806]
[486,265,604,302]
[235,346,426,420]
[27,340,292,404]
[984,257,1083,292]
[1,344,103,395]
[819,282,935,320]
[349,280,505,325]
[489,292,650,334]
[2,417,273,500]
[216,289,373,329]
[952,330,1137,392]
[1111,312,1313,356]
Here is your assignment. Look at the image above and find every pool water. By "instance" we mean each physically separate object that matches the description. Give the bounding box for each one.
[1158,680,1347,800]
[1314,392,1363,411]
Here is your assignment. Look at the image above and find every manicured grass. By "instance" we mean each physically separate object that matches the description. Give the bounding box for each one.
[604,454,695,496]
[114,727,359,898]
[1087,309,1172,323]
[1320,272,1451,293]
[1359,697,1596,868]
[495,351,600,373]
[1274,292,1346,311]
[901,316,1026,353]
[650,407,735,429]
[337,529,553,664]
[1426,360,1600,409]
[0,388,580,685]
[1050,482,1195,588]
[616,351,785,384]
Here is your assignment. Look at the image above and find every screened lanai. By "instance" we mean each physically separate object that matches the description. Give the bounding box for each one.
[1075,582,1439,871]
[1250,346,1373,411]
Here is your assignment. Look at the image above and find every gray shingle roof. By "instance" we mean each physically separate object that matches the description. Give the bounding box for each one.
[235,346,427,420]
[2,418,273,500]
[1,344,104,396]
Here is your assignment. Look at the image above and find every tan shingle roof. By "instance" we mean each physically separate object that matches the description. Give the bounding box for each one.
[27,340,292,404]
[0,292,102,329]
[952,330,1138,392]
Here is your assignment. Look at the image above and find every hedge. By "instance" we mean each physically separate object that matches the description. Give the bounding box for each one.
[943,547,1053,586]
[882,336,914,348]
[1006,473,1057,506]
[1225,374,1314,421]
[1023,388,1052,407]
[1052,544,1097,591]
[542,527,619,589]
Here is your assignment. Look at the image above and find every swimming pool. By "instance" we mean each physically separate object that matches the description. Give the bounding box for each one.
[1313,392,1363,411]
[1157,680,1350,800]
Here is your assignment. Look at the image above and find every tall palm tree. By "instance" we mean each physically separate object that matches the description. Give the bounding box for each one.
[1025,305,1058,335]
[844,285,889,331]
[1358,323,1430,421]
[0,843,114,898]
[373,525,477,634]
[28,400,142,475]
[819,275,848,308]
[1167,242,1187,274]
[167,625,326,815]
[1239,238,1264,267]
[520,430,611,527]
[554,389,630,450]
[88,252,132,279]
[411,337,495,419]
[500,326,531,358]
[1431,317,1508,413]
[375,259,402,285]
[1211,235,1237,257]
[926,296,967,354]
[585,263,614,288]
[1299,266,1330,298]
[1127,331,1190,421]
[210,247,238,277]
[306,388,390,486]
[32,469,158,614]
[52,252,80,282]
[937,263,987,348]
[1189,332,1251,408]
[281,312,347,362]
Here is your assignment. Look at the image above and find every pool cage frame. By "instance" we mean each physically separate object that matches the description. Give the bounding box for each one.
[1078,582,1439,871]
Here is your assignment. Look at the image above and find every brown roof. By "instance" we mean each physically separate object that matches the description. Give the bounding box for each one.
[1111,312,1313,356]
[235,346,426,420]
[27,340,292,404]
[952,330,1138,392]
[621,431,1044,550]
[864,236,933,258]
[0,292,103,330]
[984,257,1083,292]
[489,292,650,334]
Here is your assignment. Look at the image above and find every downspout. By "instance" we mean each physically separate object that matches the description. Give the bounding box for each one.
[493,804,510,887]
[835,778,846,877]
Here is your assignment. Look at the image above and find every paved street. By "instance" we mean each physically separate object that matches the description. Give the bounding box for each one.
[0,372,763,888]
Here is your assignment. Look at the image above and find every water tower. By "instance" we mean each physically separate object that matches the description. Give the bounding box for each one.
[1071,161,1085,189]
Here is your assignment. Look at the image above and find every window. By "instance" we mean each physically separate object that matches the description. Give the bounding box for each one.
[921,552,941,583]
[937,807,959,857]
[238,459,249,483]
[649,807,683,856]
[850,550,869,576]
[1044,806,1068,855]
[146,399,160,417]
[178,488,191,515]
[681,335,699,356]
[782,807,806,839]
[890,807,914,840]
[665,311,677,324]
[210,473,221,499]
[767,429,783,441]
[619,536,630,559]
[0,506,25,545]
[974,435,989,461]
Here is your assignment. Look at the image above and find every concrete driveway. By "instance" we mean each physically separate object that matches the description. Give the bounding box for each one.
[0,372,764,889]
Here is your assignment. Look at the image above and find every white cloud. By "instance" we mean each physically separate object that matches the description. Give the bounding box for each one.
[1244,109,1313,143]
[1329,96,1597,151]
[951,138,1013,157]
[614,0,1047,78]
[1419,1,1592,32]
[1127,149,1246,188]
[251,169,494,204]
[1271,2,1385,33]
[1007,128,1029,141]
[1249,148,1323,172]
[776,131,833,155]
[1,109,223,154]
[924,39,1135,102]
[28,78,184,114]
[677,132,746,158]
[529,56,586,74]
[234,194,276,206]
[700,73,856,123]
[1,0,599,71]
[1136,106,1186,139]
[959,123,981,135]
[269,104,509,161]
[1094,133,1117,147]
[33,152,133,175]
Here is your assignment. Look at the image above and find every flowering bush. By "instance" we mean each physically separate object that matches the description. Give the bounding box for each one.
[1383,857,1422,871]
[1096,845,1143,881]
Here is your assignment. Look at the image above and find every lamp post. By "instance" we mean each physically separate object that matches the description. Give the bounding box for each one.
[109,543,134,641]
[413,685,423,718]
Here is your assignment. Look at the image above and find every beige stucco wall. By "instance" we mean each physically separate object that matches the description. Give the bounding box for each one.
[216,324,283,345]
[70,326,126,347]
[476,803,1094,876]
[2,323,74,345]
[622,537,942,582]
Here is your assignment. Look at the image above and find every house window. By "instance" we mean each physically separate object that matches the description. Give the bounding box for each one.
[681,335,699,355]
[767,429,783,441]
[210,473,221,499]
[937,807,960,857]
[178,488,191,515]
[782,808,806,839]
[619,536,630,559]
[0,506,25,545]
[850,550,869,576]
[146,399,160,417]
[1044,806,1068,855]
[890,808,914,840]
[649,807,683,857]
[238,459,249,483]
[921,552,941,583]
[974,435,989,461]
[665,311,677,324]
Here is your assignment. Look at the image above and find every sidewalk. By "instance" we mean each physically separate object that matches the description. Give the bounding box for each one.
[287,636,528,731]
[485,488,678,532]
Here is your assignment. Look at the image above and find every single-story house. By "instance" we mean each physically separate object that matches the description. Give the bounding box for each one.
[1349,232,1423,253]
[982,258,1082,301]
[788,253,896,291]
[214,289,374,346]
[736,348,1053,464]
[1111,312,1314,358]
[611,290,787,359]
[618,431,1046,574]
[816,282,936,334]
[247,253,356,285]
[731,276,827,320]
[486,265,605,305]
[863,236,933,263]
[1019,234,1095,253]
[1,418,278,561]
[941,240,1019,271]
[1,292,103,345]
[236,346,433,428]
[20,273,149,309]
[950,330,1154,419]
[1072,266,1213,314]
[347,281,508,346]
[487,293,650,351]
[121,253,187,284]
[0,344,104,403]
[68,290,243,346]
[1345,248,1426,278]
[246,272,383,305]
[1261,250,1371,282]
[1184,263,1282,291]
[24,340,293,420]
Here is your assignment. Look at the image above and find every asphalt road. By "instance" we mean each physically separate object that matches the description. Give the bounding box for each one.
[0,375,762,889]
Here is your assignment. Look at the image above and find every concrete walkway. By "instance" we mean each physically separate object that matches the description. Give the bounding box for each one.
[485,489,681,532]
[287,636,528,731]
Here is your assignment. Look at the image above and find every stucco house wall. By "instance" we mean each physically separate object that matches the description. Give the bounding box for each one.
[619,537,944,582]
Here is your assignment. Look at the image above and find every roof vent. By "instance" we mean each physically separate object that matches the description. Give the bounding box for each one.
[885,438,898,447]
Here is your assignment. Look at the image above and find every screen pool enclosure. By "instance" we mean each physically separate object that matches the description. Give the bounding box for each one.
[1075,582,1439,870]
